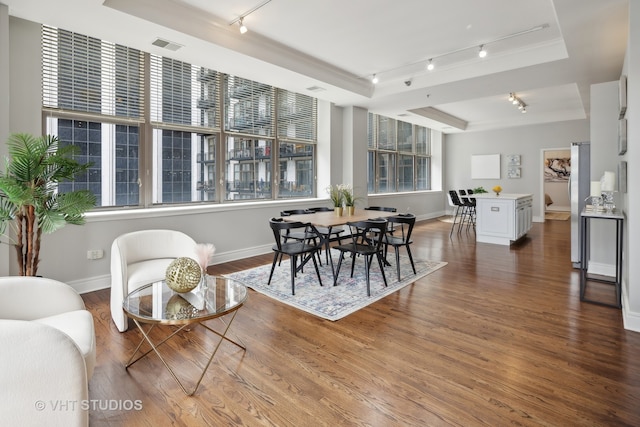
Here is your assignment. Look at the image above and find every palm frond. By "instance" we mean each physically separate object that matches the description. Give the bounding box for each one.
[1,133,97,274]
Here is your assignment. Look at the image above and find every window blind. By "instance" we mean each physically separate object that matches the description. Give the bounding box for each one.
[42,26,144,119]
[377,116,397,150]
[225,75,274,137]
[149,55,221,130]
[277,89,317,143]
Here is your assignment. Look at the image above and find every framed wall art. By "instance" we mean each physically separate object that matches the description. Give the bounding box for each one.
[471,154,500,179]
[619,161,627,193]
[618,118,627,155]
[619,75,627,119]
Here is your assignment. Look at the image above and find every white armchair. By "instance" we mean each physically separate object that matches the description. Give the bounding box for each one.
[0,276,96,379]
[0,319,89,426]
[110,229,197,332]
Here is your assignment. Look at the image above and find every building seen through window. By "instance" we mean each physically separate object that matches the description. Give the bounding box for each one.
[367,113,431,193]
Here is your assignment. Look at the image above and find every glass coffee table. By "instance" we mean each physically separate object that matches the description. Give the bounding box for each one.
[123,275,248,395]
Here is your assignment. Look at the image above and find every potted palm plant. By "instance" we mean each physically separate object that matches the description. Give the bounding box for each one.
[0,133,97,276]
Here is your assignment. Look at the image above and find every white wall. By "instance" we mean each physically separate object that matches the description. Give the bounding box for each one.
[589,81,622,273]
[0,5,9,276]
[444,120,590,221]
[622,1,639,332]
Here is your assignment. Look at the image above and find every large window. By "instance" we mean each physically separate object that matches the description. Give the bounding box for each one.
[150,56,220,204]
[367,113,431,193]
[42,26,317,209]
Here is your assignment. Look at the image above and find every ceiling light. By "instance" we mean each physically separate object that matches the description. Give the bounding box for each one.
[427,59,434,71]
[372,74,379,84]
[229,0,273,33]
[508,93,527,113]
[478,45,487,58]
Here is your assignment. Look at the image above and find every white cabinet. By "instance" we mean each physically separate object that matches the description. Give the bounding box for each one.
[475,194,533,245]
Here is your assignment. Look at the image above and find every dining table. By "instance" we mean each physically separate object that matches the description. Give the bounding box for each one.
[284,208,398,280]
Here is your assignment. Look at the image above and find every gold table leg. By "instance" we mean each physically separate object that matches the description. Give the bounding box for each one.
[125,310,245,396]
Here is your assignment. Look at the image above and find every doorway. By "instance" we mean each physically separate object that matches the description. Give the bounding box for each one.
[540,148,571,220]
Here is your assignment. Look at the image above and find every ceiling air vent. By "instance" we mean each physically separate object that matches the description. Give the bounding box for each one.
[152,38,183,51]
[306,86,326,93]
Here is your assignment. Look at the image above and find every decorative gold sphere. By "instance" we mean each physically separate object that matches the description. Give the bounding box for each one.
[165,257,202,293]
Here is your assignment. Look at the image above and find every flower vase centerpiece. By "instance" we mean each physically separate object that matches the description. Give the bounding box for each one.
[327,184,344,216]
[341,184,361,216]
[195,243,216,292]
[492,185,503,196]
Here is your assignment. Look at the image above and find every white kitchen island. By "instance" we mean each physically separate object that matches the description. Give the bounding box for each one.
[474,193,533,245]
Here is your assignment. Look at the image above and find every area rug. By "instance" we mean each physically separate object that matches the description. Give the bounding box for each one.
[225,250,447,321]
[545,211,571,221]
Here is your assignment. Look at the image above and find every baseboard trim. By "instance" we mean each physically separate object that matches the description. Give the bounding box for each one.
[72,212,446,295]
[72,244,274,294]
[622,282,640,333]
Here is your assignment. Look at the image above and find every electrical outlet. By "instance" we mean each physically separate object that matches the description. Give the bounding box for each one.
[87,249,104,260]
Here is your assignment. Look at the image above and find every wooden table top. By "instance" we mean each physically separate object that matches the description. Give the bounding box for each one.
[284,209,398,227]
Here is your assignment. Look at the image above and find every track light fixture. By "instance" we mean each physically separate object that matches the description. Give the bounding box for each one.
[372,74,379,84]
[229,0,273,35]
[367,23,549,85]
[508,93,527,113]
[427,59,434,71]
[239,18,248,34]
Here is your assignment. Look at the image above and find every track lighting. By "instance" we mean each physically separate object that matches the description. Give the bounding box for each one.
[368,23,549,85]
[508,93,527,113]
[372,74,379,84]
[229,0,273,35]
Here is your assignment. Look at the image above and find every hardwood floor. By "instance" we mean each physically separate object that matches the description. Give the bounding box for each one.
[83,218,640,426]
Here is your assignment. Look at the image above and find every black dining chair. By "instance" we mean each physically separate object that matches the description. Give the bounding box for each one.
[382,214,417,281]
[279,210,321,264]
[281,209,343,264]
[333,218,388,296]
[268,218,324,295]
[364,206,397,212]
[365,206,398,234]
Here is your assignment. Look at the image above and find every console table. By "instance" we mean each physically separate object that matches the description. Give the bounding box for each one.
[580,209,624,308]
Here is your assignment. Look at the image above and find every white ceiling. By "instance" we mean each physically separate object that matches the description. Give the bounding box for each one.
[3,0,629,133]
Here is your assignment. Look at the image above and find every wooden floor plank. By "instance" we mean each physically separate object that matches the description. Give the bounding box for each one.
[83,219,640,426]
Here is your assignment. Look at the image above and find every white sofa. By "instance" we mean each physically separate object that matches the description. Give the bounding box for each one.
[110,229,197,332]
[0,319,89,427]
[0,276,96,379]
